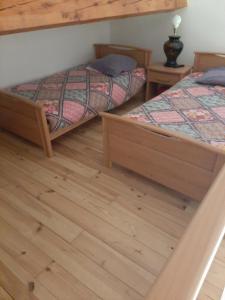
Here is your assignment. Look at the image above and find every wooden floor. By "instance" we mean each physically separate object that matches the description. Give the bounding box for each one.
[0,97,224,300]
[0,287,12,300]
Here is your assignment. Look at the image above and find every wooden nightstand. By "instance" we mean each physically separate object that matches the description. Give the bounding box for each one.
[146,63,192,100]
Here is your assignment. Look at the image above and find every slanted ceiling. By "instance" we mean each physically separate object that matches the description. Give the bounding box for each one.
[0,0,187,35]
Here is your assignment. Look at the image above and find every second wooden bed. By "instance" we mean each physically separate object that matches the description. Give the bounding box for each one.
[101,52,225,202]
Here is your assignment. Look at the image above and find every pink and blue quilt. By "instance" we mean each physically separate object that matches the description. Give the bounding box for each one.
[126,73,225,150]
[8,64,145,132]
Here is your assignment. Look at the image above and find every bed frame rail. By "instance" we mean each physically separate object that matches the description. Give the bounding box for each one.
[101,112,225,201]
[146,162,225,300]
[0,90,53,157]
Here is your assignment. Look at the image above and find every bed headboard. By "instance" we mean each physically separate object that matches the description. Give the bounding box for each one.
[94,44,152,69]
[194,52,225,72]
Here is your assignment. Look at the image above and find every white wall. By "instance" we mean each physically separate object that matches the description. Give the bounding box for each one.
[1,0,225,88]
[0,22,110,88]
[111,0,225,65]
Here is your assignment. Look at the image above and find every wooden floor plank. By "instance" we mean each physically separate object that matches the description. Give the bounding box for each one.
[0,176,10,189]
[0,246,35,300]
[0,217,51,277]
[31,282,58,300]
[0,197,146,300]
[0,203,143,300]
[0,186,166,277]
[37,189,167,276]
[205,259,225,290]
[0,140,191,240]
[37,263,102,300]
[0,287,13,300]
[0,185,83,243]
[198,281,223,300]
[72,231,155,296]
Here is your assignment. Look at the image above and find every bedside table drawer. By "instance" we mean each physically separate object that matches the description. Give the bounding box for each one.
[149,71,180,85]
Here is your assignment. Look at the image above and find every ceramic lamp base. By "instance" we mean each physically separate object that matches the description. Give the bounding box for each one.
[164,36,184,68]
[164,62,185,68]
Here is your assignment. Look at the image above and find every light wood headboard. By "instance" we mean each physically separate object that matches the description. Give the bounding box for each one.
[94,44,152,69]
[194,52,225,72]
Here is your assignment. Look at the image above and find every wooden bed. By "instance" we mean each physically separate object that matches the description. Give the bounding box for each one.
[101,52,225,300]
[101,52,225,202]
[0,44,151,157]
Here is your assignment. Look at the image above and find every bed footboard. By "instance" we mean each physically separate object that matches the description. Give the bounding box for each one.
[0,90,53,157]
[101,112,225,201]
[146,163,225,300]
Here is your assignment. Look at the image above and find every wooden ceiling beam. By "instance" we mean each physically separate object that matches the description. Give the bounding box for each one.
[0,0,187,35]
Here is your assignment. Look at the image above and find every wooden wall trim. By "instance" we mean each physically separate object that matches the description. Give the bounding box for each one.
[0,0,187,35]
[176,0,188,8]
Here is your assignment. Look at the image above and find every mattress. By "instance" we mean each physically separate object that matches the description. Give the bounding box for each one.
[8,64,146,132]
[126,73,225,150]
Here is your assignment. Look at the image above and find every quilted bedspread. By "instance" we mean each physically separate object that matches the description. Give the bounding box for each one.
[8,65,146,132]
[126,73,225,150]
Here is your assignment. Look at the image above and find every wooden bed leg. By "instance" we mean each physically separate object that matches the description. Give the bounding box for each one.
[102,115,112,168]
[42,140,54,158]
[35,108,54,158]
[212,154,225,179]
[105,158,112,168]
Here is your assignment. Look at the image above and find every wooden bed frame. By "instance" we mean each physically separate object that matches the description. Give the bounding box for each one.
[101,52,225,202]
[101,52,225,300]
[0,44,152,157]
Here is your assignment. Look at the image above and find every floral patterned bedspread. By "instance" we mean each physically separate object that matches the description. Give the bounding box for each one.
[126,73,225,150]
[8,65,145,132]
